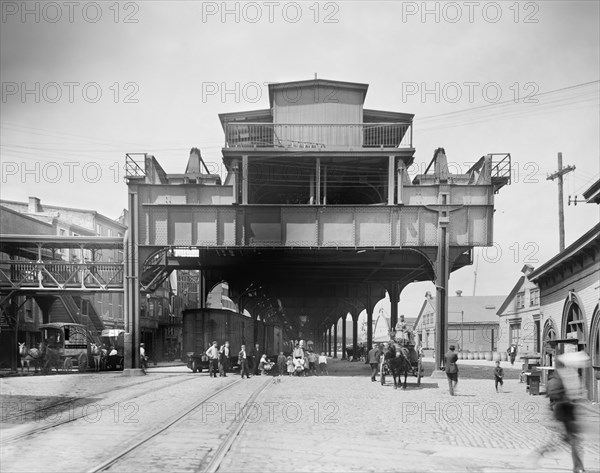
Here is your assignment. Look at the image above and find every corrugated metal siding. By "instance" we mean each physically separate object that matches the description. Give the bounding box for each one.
[273,87,363,144]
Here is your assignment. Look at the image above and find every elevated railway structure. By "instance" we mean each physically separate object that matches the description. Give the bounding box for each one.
[123,78,511,370]
[0,79,510,371]
[0,236,124,327]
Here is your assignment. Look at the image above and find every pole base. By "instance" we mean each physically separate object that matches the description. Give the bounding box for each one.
[122,368,146,377]
[430,369,447,379]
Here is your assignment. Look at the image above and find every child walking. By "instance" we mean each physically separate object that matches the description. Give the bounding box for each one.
[318,352,328,375]
[286,356,294,376]
[494,360,504,392]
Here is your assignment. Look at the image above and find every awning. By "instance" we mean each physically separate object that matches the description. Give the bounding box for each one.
[101,329,125,337]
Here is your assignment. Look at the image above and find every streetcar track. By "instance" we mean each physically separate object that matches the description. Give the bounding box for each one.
[1,371,190,423]
[1,373,199,444]
[87,377,272,473]
[204,378,272,473]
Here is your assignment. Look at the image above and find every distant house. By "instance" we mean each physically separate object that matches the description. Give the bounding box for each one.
[496,264,541,355]
[414,291,503,352]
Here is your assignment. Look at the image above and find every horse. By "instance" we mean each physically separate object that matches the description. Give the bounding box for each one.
[90,343,103,371]
[388,345,413,390]
[38,342,61,374]
[18,342,34,373]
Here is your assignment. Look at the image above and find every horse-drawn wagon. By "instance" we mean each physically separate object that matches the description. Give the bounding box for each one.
[38,323,97,373]
[381,340,423,389]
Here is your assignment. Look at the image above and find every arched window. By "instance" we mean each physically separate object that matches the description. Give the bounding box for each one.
[562,294,587,350]
[590,305,600,402]
[542,319,556,366]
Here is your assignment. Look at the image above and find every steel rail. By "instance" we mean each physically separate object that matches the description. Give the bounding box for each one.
[86,377,259,473]
[1,373,195,444]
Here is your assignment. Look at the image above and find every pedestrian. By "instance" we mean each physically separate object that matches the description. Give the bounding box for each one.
[140,343,147,370]
[258,354,270,375]
[507,344,517,366]
[253,343,261,375]
[238,344,250,379]
[206,341,219,378]
[531,359,587,473]
[218,341,230,377]
[293,356,306,376]
[379,343,389,385]
[318,352,328,375]
[381,343,396,386]
[444,344,459,396]
[308,349,318,375]
[286,355,294,376]
[293,342,304,360]
[277,351,286,376]
[367,344,380,382]
[493,360,504,392]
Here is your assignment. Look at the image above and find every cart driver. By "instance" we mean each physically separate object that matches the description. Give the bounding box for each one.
[395,315,413,344]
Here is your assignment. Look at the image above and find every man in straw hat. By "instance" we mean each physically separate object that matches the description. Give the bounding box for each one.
[530,351,590,473]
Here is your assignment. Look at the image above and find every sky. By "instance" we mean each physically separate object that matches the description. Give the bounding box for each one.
[1,0,599,321]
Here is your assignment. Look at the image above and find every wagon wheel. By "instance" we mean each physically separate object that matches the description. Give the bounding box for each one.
[63,357,73,372]
[78,353,88,372]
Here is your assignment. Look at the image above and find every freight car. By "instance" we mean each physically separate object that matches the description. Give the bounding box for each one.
[183,308,283,373]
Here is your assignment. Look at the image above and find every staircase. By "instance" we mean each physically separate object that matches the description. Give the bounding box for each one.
[49,296,79,324]
[71,295,105,335]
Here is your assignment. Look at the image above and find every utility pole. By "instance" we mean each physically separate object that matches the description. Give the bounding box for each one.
[546,152,575,252]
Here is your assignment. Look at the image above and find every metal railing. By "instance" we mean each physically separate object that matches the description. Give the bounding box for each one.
[125,153,146,178]
[0,261,124,290]
[490,153,511,191]
[224,122,413,149]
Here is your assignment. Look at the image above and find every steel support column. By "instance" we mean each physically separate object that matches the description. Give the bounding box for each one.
[366,286,373,352]
[333,317,338,358]
[390,283,399,335]
[341,313,347,360]
[241,155,248,205]
[352,313,358,361]
[388,156,395,205]
[124,189,142,374]
[434,194,450,370]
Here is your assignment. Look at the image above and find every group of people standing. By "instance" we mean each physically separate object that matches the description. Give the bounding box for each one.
[205,341,265,378]
[277,341,328,376]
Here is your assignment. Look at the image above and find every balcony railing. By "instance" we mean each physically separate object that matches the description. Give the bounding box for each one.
[0,261,124,291]
[224,122,413,150]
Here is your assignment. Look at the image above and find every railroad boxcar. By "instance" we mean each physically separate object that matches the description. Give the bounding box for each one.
[183,308,283,373]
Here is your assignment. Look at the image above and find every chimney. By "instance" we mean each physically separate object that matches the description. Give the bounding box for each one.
[28,197,41,213]
[456,290,463,297]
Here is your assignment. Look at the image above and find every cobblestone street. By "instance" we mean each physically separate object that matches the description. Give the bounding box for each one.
[2,358,599,472]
